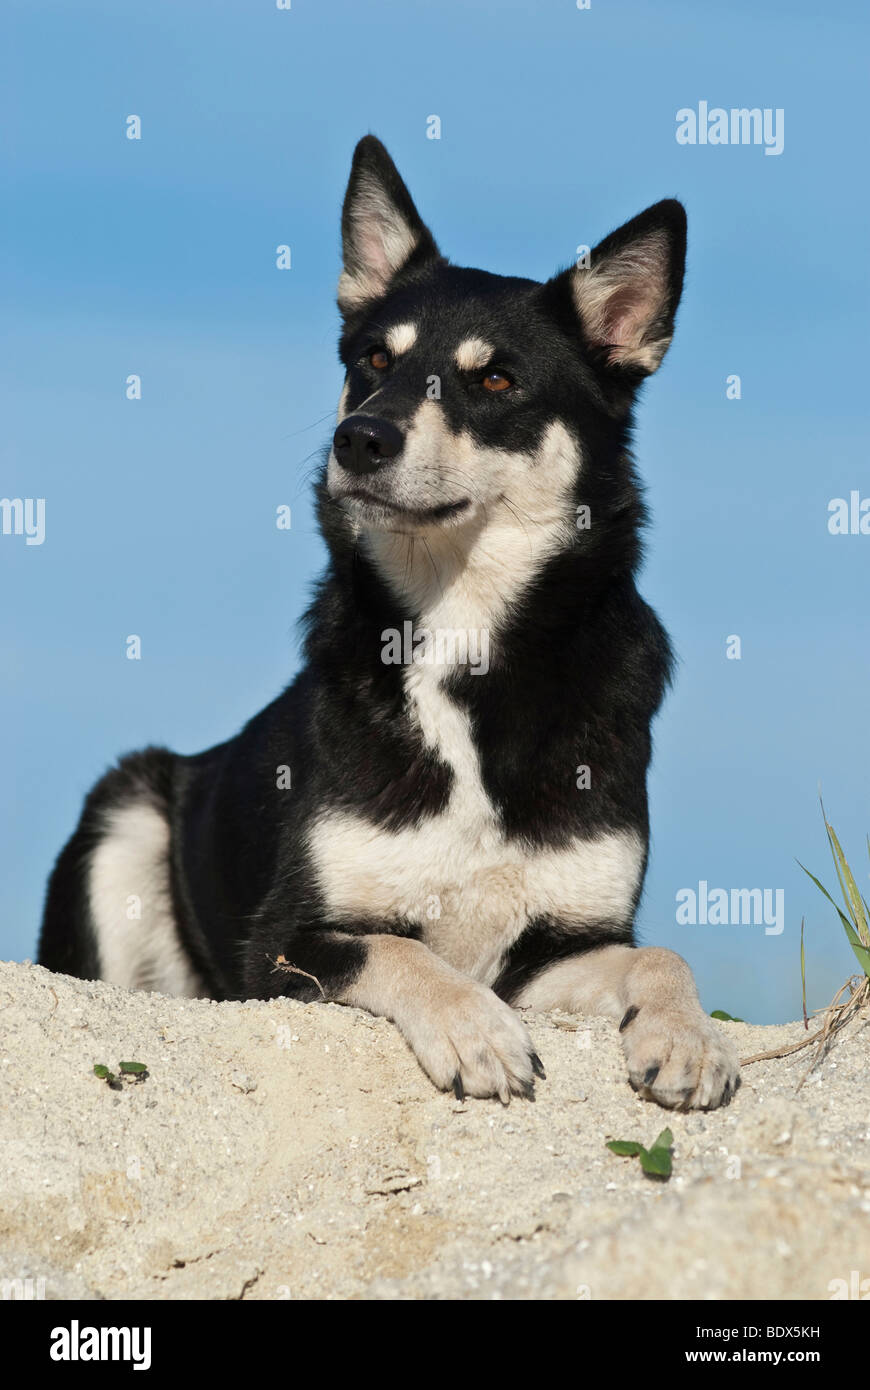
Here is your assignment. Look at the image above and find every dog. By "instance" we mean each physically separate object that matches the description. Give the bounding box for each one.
[39,136,740,1110]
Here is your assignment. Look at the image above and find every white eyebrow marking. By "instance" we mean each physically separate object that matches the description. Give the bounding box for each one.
[454,337,494,371]
[385,322,418,355]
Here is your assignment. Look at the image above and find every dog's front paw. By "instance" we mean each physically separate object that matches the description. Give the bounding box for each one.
[399,979,544,1103]
[619,1004,740,1110]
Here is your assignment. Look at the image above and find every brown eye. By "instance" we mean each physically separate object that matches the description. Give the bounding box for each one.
[369,349,390,369]
[482,371,512,392]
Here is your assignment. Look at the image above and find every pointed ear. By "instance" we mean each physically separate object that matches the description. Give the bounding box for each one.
[565,200,686,375]
[337,136,440,316]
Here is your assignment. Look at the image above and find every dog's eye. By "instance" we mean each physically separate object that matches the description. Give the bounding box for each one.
[482,371,512,392]
[369,349,390,370]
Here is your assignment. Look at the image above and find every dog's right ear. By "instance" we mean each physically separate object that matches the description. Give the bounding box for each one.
[338,136,440,317]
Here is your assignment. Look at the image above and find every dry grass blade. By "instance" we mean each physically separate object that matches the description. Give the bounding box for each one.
[800,916,808,1029]
[745,804,870,1076]
[741,973,868,1075]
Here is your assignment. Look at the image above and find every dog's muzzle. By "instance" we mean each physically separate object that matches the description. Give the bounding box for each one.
[332,415,404,476]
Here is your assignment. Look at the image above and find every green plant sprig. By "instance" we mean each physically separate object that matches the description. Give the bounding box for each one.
[606,1127,674,1180]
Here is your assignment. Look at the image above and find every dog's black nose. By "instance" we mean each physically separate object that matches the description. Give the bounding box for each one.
[332,415,404,476]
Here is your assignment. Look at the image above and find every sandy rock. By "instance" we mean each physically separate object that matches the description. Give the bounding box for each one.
[0,960,867,1300]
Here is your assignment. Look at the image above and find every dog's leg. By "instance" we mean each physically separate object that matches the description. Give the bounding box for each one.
[258,930,542,1102]
[511,943,740,1110]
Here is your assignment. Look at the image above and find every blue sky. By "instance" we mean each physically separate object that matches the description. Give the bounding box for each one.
[3,0,868,1022]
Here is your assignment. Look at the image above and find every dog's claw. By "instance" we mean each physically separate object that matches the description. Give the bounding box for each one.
[452,1074,465,1101]
[531,1052,546,1080]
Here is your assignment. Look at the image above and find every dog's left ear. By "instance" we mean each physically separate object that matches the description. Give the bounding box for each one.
[556,200,686,375]
[338,135,440,316]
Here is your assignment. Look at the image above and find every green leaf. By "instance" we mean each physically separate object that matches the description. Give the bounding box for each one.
[118,1061,147,1074]
[711,1009,744,1022]
[640,1145,672,1178]
[607,1130,674,1180]
[839,919,870,979]
[799,860,859,932]
[826,819,870,947]
[93,1064,110,1079]
[799,860,870,980]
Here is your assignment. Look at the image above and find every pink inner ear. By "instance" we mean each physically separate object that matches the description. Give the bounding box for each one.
[578,233,670,360]
[357,224,391,284]
[603,282,661,349]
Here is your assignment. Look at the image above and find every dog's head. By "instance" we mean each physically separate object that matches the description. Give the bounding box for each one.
[325,135,685,593]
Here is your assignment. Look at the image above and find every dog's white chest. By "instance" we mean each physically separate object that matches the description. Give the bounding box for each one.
[308,659,642,983]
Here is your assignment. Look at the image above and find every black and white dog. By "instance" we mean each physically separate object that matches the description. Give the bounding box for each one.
[39,136,739,1110]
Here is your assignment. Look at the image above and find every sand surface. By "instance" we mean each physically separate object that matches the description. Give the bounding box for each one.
[1,959,868,1300]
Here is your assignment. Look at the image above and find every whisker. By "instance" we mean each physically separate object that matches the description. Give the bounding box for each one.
[279,407,339,442]
[420,535,444,602]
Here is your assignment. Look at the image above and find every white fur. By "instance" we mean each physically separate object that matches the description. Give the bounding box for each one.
[89,803,203,996]
[310,802,643,985]
[454,337,493,371]
[386,321,418,355]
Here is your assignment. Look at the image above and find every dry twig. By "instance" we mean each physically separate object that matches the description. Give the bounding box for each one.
[268,954,326,998]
